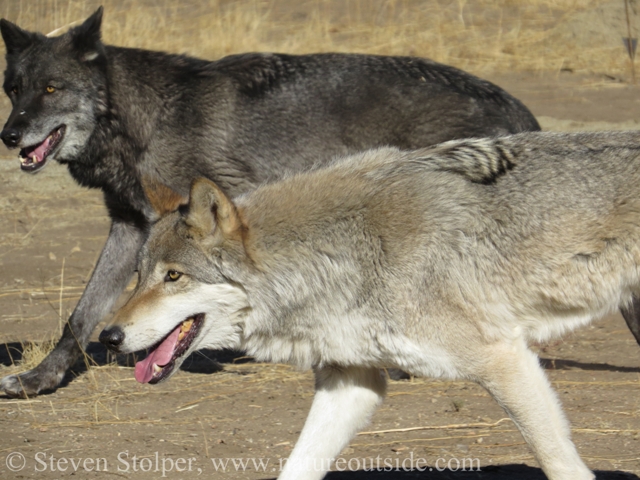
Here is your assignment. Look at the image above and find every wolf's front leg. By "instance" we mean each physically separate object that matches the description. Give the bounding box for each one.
[279,366,386,480]
[0,220,146,397]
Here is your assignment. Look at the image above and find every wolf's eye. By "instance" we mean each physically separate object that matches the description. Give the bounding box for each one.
[165,270,182,282]
[45,86,55,93]
[11,86,18,95]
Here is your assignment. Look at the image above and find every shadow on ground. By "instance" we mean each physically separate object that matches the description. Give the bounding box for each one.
[323,464,638,479]
[254,464,640,479]
[539,357,640,373]
[0,341,248,395]
[2,342,639,386]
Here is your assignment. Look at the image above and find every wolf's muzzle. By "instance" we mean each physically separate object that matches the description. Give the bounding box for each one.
[99,326,125,351]
[0,128,21,148]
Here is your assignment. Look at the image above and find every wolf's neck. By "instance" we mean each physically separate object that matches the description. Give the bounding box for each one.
[66,47,215,215]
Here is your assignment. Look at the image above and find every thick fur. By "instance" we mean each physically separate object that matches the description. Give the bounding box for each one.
[103,130,640,480]
[0,8,546,397]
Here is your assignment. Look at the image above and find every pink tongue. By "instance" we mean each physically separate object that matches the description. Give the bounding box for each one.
[134,324,181,383]
[26,137,51,161]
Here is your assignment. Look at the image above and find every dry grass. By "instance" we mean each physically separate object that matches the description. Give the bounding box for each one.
[14,339,57,371]
[0,0,637,77]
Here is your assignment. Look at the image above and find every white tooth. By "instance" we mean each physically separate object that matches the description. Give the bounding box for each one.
[153,364,162,373]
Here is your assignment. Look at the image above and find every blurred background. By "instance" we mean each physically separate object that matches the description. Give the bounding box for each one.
[0,0,637,77]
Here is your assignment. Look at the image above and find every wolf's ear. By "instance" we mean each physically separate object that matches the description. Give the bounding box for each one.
[70,7,104,62]
[185,178,243,242]
[0,19,36,55]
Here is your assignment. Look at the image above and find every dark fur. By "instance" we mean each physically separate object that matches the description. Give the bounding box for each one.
[0,8,549,397]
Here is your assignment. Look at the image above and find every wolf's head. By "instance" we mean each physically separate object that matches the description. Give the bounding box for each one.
[0,8,106,172]
[100,179,251,384]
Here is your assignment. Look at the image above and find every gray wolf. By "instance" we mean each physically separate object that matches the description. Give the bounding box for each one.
[100,130,640,480]
[0,8,548,397]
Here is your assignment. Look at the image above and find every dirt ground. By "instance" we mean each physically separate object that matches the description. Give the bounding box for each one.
[1,5,640,480]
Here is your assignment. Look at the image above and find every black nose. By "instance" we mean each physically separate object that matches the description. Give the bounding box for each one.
[99,326,125,351]
[0,128,21,148]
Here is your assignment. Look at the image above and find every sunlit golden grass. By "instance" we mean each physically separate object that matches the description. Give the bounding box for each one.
[0,0,637,77]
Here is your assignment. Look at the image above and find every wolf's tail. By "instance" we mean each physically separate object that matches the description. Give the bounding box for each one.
[418,137,521,184]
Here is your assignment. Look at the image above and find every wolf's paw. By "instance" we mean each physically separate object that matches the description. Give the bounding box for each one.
[1,368,64,398]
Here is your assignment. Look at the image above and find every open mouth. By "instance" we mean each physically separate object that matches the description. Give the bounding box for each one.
[19,125,65,173]
[134,313,205,384]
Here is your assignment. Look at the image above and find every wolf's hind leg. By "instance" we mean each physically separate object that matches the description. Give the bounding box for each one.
[471,340,593,480]
[278,366,386,480]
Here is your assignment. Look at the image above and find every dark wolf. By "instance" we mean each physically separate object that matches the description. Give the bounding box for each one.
[0,7,551,397]
[102,131,640,480]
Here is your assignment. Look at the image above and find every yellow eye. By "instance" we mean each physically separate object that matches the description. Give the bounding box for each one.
[165,270,182,282]
[46,86,55,93]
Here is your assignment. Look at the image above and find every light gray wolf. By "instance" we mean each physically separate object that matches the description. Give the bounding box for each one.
[100,130,640,480]
[0,7,548,397]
